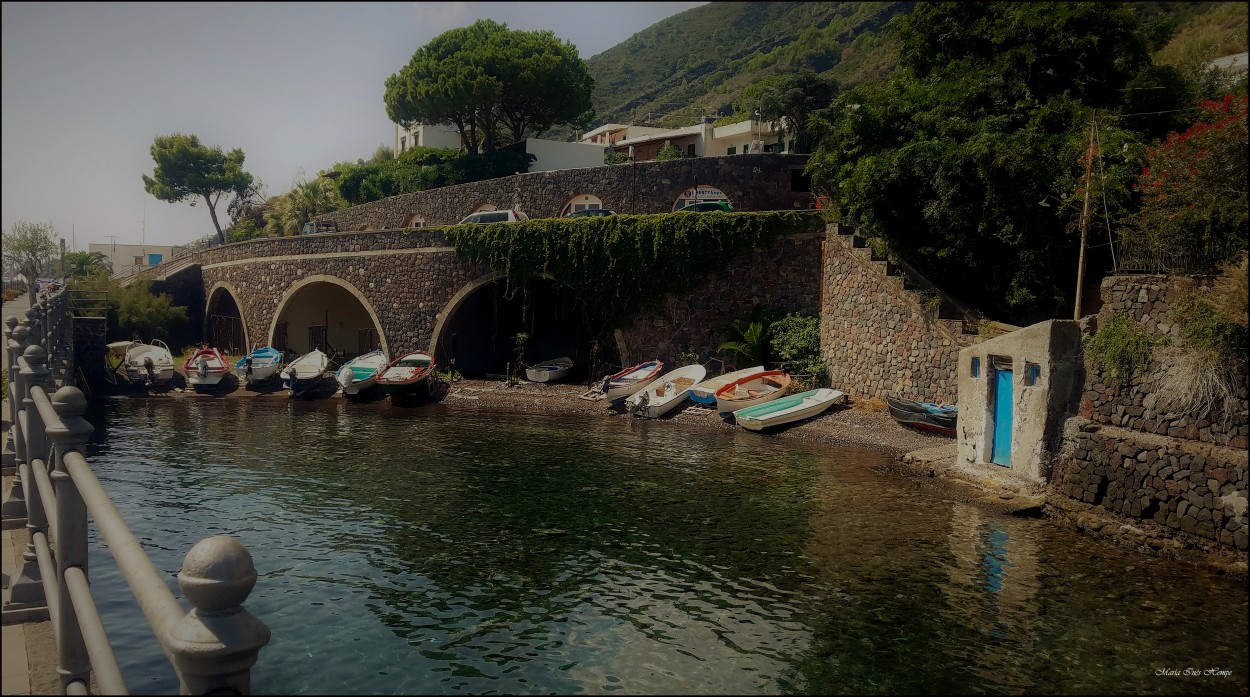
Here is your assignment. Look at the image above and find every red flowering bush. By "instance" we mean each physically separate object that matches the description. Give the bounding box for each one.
[1126,93,1248,266]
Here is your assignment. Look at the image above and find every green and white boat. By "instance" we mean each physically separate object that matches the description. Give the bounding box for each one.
[337,349,389,396]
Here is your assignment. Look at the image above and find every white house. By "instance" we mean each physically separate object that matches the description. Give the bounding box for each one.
[588,116,790,162]
[394,122,463,155]
[90,243,182,277]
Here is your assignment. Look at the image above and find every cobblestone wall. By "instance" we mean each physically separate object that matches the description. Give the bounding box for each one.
[192,226,825,366]
[1054,274,1249,551]
[314,154,815,230]
[1080,275,1248,447]
[819,230,967,403]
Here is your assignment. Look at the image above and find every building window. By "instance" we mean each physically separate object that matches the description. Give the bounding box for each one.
[727,146,737,155]
[686,143,696,157]
[1023,362,1041,386]
[971,357,981,378]
[400,136,406,152]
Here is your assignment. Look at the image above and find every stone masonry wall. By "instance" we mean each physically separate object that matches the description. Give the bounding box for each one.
[314,154,815,230]
[819,228,966,403]
[1052,275,1249,552]
[192,225,826,367]
[1080,275,1248,447]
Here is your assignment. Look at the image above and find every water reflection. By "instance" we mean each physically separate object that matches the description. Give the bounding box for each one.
[82,399,1248,695]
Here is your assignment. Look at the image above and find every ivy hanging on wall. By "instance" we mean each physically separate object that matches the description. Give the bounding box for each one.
[443,211,822,336]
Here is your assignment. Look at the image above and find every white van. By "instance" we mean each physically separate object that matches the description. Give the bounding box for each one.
[458,209,529,224]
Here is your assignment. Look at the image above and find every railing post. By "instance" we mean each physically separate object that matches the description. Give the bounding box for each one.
[5,345,52,614]
[2,324,31,524]
[48,386,93,692]
[167,535,271,695]
[3,315,21,471]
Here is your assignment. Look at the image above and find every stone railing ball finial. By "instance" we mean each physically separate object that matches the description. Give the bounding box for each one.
[22,344,48,367]
[178,535,259,612]
[5,315,16,331]
[51,387,89,419]
[13,325,29,344]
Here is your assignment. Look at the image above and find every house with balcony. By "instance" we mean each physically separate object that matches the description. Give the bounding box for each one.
[90,242,182,277]
[594,116,792,162]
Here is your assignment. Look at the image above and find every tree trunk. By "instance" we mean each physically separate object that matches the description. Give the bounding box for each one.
[204,193,226,245]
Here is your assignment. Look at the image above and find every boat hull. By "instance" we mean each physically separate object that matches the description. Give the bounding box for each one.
[886,395,957,437]
[735,389,845,431]
[526,357,573,383]
[183,348,230,388]
[281,349,330,397]
[337,350,388,396]
[714,370,792,416]
[688,365,765,405]
[625,364,707,418]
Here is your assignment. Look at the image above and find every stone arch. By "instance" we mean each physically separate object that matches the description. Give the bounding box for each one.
[672,184,732,211]
[268,274,389,357]
[472,203,497,213]
[559,194,604,216]
[429,271,626,374]
[352,223,370,231]
[401,212,426,228]
[204,281,249,354]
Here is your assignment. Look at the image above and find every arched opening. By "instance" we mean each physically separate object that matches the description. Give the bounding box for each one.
[560,194,604,216]
[672,184,732,211]
[402,212,426,228]
[205,283,248,354]
[432,275,597,379]
[472,203,497,213]
[269,276,386,362]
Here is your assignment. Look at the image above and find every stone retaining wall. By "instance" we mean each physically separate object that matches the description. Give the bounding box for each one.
[1080,275,1249,447]
[1053,274,1249,551]
[819,230,966,403]
[313,154,815,230]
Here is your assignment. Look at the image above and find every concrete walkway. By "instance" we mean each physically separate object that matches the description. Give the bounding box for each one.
[3,293,59,695]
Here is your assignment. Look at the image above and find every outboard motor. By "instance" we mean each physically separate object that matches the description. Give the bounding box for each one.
[143,356,156,381]
[197,356,208,379]
[243,356,253,377]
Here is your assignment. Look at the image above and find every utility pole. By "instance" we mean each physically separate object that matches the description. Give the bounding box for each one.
[1073,110,1097,321]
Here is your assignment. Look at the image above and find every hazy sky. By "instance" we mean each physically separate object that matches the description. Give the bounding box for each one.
[2,2,705,250]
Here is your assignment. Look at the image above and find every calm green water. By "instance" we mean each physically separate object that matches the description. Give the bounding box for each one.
[82,398,1248,695]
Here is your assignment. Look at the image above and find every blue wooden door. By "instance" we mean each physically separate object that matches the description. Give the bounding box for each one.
[991,369,1013,466]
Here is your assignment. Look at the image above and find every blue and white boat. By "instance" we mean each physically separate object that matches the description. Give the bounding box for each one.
[234,346,283,386]
[280,349,329,397]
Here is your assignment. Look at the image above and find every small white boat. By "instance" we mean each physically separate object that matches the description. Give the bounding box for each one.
[688,365,765,405]
[714,369,792,416]
[625,363,707,418]
[280,349,329,397]
[112,339,175,386]
[525,356,573,383]
[337,349,389,396]
[235,346,283,385]
[734,388,846,431]
[182,347,230,388]
[581,359,664,402]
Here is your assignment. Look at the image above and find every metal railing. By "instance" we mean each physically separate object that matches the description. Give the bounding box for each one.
[1114,238,1244,275]
[2,288,270,695]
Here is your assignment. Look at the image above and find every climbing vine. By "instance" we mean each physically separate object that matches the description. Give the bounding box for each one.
[1086,311,1154,385]
[444,211,821,336]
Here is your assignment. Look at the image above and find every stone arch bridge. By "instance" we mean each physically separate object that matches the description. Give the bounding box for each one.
[141,219,982,402]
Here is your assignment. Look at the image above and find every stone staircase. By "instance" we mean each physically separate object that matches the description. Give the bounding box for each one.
[828,223,987,346]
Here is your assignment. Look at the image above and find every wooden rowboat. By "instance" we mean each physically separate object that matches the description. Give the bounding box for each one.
[688,365,765,405]
[183,346,230,389]
[376,351,436,398]
[714,369,792,416]
[581,359,664,403]
[525,356,573,383]
[886,394,957,437]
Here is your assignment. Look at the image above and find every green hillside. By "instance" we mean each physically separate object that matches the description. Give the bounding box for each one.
[582,1,1246,131]
[584,1,909,128]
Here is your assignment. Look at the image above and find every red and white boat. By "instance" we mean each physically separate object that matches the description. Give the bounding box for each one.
[580,359,664,403]
[375,351,437,398]
[183,346,230,389]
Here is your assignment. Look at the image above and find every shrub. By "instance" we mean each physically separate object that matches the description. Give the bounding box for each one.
[1086,312,1154,385]
[769,313,826,386]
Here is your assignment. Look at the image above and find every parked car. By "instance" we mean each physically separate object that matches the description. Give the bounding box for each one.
[676,201,735,213]
[564,208,616,218]
[458,209,529,224]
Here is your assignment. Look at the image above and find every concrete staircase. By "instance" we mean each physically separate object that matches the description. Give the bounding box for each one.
[828,223,988,346]
[115,254,200,288]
